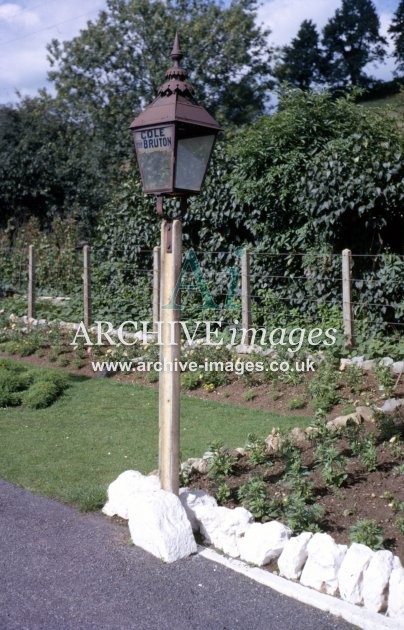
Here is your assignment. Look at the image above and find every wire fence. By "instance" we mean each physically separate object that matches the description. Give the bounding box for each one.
[0,245,403,337]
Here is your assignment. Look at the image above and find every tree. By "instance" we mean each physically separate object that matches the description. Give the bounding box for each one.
[274,20,324,90]
[322,0,387,86]
[0,95,104,231]
[47,0,273,145]
[389,0,404,73]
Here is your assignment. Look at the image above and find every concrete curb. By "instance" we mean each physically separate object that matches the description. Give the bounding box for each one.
[198,546,404,630]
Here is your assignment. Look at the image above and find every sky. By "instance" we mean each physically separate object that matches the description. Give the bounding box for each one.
[0,0,400,105]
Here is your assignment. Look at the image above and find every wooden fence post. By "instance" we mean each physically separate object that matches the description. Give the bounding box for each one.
[83,245,92,328]
[153,245,161,333]
[342,248,354,347]
[241,248,252,344]
[28,245,35,320]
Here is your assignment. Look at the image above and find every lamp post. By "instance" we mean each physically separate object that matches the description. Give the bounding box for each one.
[130,33,220,494]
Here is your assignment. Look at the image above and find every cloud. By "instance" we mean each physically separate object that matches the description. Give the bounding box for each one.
[0,3,40,29]
[0,0,106,104]
[258,0,341,46]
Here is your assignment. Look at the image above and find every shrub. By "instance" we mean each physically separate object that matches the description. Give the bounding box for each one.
[237,478,272,520]
[283,494,324,533]
[349,519,384,550]
[0,384,21,407]
[309,363,340,412]
[181,372,201,390]
[245,433,271,466]
[215,480,231,505]
[288,396,307,410]
[22,378,66,409]
[207,442,237,480]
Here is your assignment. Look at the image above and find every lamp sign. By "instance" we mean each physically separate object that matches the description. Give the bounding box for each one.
[135,126,174,151]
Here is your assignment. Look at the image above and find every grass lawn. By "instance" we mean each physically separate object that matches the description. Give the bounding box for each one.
[0,361,312,510]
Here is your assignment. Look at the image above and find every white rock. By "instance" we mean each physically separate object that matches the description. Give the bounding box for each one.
[394,556,403,569]
[387,567,404,620]
[379,357,394,367]
[199,506,253,558]
[362,359,376,371]
[392,361,404,375]
[378,398,404,413]
[128,489,197,563]
[179,488,218,532]
[327,412,362,430]
[363,549,394,613]
[300,533,347,595]
[351,356,365,367]
[238,521,292,566]
[338,543,374,604]
[278,532,313,580]
[102,470,160,519]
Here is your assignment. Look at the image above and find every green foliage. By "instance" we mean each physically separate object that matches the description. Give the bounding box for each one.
[309,362,340,412]
[314,433,348,488]
[237,477,272,520]
[350,431,378,472]
[230,90,403,331]
[288,396,307,410]
[215,480,231,505]
[207,442,237,480]
[245,433,271,466]
[283,494,324,533]
[374,365,395,398]
[181,372,201,390]
[22,381,61,409]
[0,97,104,231]
[282,456,313,501]
[349,519,385,550]
[322,0,387,86]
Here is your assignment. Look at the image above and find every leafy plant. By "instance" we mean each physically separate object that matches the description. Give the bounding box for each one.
[244,390,256,402]
[283,493,323,533]
[349,519,385,550]
[215,480,231,505]
[309,363,340,412]
[245,433,271,466]
[314,442,347,488]
[375,365,395,398]
[181,372,201,390]
[288,395,306,410]
[349,429,378,471]
[237,477,272,520]
[207,442,237,480]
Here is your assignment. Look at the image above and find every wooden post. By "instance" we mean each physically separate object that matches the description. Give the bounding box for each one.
[28,245,35,320]
[342,248,354,347]
[159,219,182,495]
[241,248,252,344]
[153,245,161,333]
[83,245,92,328]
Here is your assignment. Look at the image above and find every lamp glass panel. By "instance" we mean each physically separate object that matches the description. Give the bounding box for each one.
[134,126,174,192]
[175,135,215,191]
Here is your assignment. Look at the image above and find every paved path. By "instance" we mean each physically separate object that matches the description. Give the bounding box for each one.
[0,480,354,630]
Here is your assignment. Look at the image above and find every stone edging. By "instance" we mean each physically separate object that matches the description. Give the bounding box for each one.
[102,471,404,625]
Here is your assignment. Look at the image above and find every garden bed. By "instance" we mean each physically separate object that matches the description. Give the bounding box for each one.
[186,415,404,562]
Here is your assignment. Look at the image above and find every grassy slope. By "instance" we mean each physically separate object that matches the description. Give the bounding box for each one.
[0,362,311,508]
[360,91,404,128]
